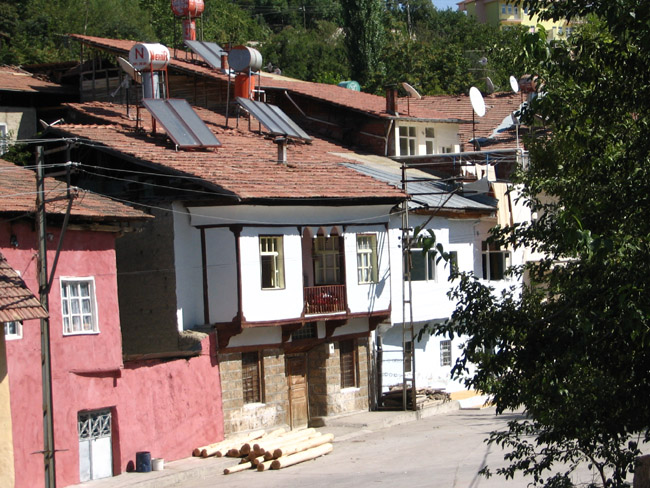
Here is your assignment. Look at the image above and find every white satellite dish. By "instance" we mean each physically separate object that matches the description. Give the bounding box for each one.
[486,76,495,94]
[509,75,519,93]
[469,86,486,117]
[401,82,422,100]
[117,56,142,84]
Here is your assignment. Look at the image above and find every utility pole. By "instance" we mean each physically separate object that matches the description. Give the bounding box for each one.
[36,146,56,488]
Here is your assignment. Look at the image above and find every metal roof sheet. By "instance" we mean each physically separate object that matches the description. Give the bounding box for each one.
[344,163,496,211]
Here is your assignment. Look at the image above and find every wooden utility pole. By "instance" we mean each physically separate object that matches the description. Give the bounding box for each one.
[36,146,56,488]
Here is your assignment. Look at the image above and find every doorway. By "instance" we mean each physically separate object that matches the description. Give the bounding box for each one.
[78,409,113,482]
[286,355,309,429]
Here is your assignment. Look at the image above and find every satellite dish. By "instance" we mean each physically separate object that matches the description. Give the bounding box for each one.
[401,82,422,100]
[509,75,519,93]
[469,86,486,117]
[486,77,495,94]
[117,56,141,84]
[478,56,488,66]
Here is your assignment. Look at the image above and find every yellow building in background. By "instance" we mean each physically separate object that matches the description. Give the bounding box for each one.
[458,0,578,41]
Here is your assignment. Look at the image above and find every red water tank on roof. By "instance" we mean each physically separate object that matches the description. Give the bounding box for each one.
[183,19,196,41]
[171,0,204,17]
[234,74,255,99]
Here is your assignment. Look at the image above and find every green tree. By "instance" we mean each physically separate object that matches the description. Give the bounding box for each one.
[260,22,348,83]
[432,2,650,486]
[339,0,385,88]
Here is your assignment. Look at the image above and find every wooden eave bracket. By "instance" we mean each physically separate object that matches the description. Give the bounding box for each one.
[281,323,303,343]
[325,319,348,338]
[216,321,243,349]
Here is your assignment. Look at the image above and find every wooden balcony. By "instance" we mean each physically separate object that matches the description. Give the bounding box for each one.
[304,284,346,315]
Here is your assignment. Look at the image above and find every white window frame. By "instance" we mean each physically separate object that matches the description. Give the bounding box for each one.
[448,250,459,279]
[424,128,435,155]
[259,235,285,289]
[4,320,23,340]
[61,277,99,335]
[440,339,452,366]
[408,248,436,282]
[313,236,341,285]
[356,234,378,284]
[398,126,417,156]
[0,124,7,155]
[481,242,511,281]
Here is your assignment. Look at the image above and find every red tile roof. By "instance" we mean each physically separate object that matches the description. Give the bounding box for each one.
[0,252,48,323]
[67,35,456,121]
[0,158,151,221]
[50,101,405,202]
[0,66,68,93]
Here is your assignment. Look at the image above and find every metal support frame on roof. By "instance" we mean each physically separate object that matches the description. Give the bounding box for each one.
[143,98,221,149]
[184,40,225,69]
[236,96,312,142]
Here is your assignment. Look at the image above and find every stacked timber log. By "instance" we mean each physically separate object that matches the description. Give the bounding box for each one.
[212,428,334,475]
[381,387,451,409]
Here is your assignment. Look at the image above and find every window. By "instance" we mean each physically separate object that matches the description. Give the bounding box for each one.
[440,340,452,366]
[0,124,7,155]
[399,126,416,156]
[448,251,459,279]
[61,278,98,335]
[501,5,506,14]
[242,351,263,404]
[424,128,435,155]
[408,249,436,281]
[481,241,511,281]
[260,236,285,289]
[339,340,358,388]
[313,236,341,285]
[507,5,512,14]
[356,234,378,284]
[4,321,22,340]
[292,322,317,341]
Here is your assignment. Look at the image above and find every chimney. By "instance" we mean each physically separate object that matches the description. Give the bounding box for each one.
[274,137,287,164]
[385,85,398,115]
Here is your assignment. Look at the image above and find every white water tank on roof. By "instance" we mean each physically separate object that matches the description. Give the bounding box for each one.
[228,46,263,72]
[129,43,170,71]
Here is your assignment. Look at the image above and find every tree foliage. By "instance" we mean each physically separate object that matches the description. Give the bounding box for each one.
[339,0,386,87]
[433,1,650,486]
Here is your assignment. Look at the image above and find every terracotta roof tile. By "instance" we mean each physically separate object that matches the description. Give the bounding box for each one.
[51,101,406,202]
[0,252,48,323]
[0,158,151,221]
[0,66,68,93]
[67,35,455,121]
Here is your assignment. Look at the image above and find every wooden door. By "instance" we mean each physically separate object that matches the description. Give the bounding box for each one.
[286,355,309,429]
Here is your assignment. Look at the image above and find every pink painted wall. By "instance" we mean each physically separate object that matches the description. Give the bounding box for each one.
[3,222,224,487]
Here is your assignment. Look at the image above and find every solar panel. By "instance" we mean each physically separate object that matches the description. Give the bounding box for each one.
[236,97,312,142]
[143,98,221,149]
[184,40,225,70]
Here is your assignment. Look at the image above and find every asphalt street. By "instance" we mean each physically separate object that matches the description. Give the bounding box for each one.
[171,408,603,488]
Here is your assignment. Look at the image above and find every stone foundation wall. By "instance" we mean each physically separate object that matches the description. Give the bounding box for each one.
[218,348,289,435]
[308,339,369,417]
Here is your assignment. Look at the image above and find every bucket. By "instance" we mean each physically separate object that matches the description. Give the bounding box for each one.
[152,458,164,471]
[135,451,151,473]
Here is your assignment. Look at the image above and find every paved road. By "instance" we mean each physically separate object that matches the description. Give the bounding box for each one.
[176,408,602,488]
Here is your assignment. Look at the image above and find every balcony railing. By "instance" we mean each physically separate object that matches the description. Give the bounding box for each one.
[304,285,346,315]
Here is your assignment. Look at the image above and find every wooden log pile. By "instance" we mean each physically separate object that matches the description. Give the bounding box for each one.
[381,386,451,409]
[192,428,334,475]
